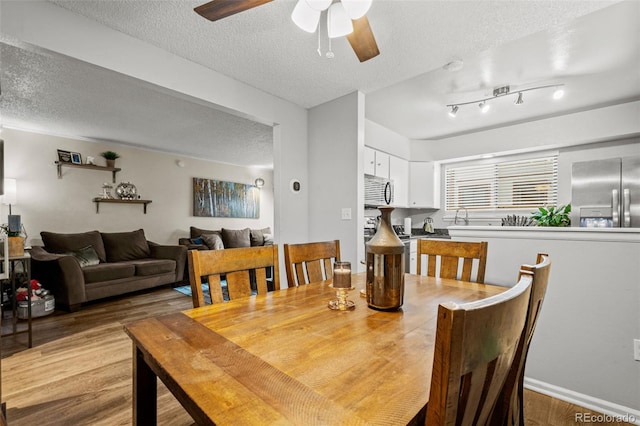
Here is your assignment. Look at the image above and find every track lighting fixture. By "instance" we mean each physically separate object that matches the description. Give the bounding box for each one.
[446,84,564,117]
[515,92,524,105]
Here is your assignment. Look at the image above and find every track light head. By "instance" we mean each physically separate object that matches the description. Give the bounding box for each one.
[448,105,459,117]
[479,101,490,113]
[515,92,524,105]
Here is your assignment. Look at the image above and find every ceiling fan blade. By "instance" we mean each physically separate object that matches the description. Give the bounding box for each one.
[194,0,273,22]
[346,15,379,62]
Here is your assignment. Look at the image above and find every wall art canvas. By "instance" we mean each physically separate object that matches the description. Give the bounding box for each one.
[193,177,260,218]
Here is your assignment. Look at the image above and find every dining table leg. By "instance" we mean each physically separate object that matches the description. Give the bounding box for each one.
[133,345,157,426]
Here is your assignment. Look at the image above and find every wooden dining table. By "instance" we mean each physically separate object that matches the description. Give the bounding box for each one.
[124,272,505,425]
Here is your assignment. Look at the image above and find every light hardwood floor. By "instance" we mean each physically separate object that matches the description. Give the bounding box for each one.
[1,286,632,425]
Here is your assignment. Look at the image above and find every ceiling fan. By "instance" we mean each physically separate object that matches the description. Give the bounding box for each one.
[194,0,380,62]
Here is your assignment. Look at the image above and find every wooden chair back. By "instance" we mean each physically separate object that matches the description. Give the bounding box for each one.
[187,245,279,308]
[426,271,533,426]
[416,239,488,283]
[491,253,551,426]
[283,240,341,286]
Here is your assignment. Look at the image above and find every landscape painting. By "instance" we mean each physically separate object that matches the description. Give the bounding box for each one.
[193,178,260,218]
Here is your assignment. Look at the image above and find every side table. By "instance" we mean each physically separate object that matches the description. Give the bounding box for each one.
[0,253,32,348]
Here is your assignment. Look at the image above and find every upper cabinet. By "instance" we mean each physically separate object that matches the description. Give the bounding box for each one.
[409,162,440,208]
[364,146,389,178]
[389,155,409,207]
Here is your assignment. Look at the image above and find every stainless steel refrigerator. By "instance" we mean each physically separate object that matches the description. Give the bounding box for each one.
[571,156,640,228]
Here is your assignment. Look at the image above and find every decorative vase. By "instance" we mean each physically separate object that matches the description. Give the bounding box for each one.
[365,206,405,310]
[8,236,25,257]
[106,159,116,168]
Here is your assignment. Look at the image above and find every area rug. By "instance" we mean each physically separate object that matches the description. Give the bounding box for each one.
[173,282,229,304]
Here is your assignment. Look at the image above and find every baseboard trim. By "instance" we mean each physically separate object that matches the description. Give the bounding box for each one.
[524,377,640,425]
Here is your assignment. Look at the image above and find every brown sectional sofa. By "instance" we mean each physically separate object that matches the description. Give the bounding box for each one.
[179,226,273,251]
[31,229,186,312]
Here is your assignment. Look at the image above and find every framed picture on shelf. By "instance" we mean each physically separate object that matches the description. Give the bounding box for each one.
[57,149,72,163]
[71,152,82,164]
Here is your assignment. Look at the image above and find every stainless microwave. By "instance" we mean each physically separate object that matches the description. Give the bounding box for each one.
[365,174,393,207]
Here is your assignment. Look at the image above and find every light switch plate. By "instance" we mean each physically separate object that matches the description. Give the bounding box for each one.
[341,208,352,220]
[634,339,640,361]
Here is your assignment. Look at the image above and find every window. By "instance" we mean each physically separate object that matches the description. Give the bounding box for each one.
[445,155,558,211]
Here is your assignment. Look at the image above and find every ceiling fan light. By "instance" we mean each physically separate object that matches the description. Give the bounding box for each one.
[515,92,524,105]
[479,101,490,113]
[341,0,372,19]
[305,0,332,11]
[327,2,354,38]
[448,105,458,117]
[553,88,564,100]
[292,0,321,33]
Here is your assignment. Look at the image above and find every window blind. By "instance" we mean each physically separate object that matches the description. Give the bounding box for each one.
[445,155,558,210]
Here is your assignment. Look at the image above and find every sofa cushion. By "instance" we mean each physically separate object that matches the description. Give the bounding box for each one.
[101,229,150,262]
[66,245,101,268]
[201,233,225,250]
[250,227,272,246]
[221,228,251,248]
[190,226,222,239]
[127,259,176,277]
[82,263,136,284]
[41,230,107,263]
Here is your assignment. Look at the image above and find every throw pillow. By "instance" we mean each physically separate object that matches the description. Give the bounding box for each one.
[201,233,224,250]
[221,228,251,248]
[190,237,204,245]
[66,245,100,268]
[263,233,274,246]
[250,227,272,246]
[101,229,151,262]
[41,230,107,263]
[190,226,222,239]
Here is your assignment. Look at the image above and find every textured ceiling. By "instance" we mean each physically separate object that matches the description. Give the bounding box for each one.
[1,0,637,166]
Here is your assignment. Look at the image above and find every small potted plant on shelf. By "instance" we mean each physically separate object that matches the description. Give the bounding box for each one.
[530,204,571,227]
[100,151,120,168]
[1,224,25,257]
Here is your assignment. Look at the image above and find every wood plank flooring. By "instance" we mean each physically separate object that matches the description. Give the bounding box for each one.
[1,286,633,425]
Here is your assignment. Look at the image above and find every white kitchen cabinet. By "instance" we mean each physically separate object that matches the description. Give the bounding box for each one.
[389,155,409,207]
[364,146,390,178]
[409,161,440,208]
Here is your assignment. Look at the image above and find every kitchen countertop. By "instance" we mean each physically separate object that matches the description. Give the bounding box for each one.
[447,225,640,243]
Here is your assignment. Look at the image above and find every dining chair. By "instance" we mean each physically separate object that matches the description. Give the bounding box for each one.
[416,239,488,283]
[425,268,533,425]
[490,253,551,426]
[187,245,279,308]
[283,240,341,286]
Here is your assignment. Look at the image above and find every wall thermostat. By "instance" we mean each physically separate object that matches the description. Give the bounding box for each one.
[290,179,301,193]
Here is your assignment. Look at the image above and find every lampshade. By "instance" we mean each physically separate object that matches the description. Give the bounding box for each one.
[341,0,372,19]
[1,178,16,205]
[327,2,353,38]
[292,0,321,33]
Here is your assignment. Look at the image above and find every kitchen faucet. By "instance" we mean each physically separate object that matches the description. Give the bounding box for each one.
[454,208,469,225]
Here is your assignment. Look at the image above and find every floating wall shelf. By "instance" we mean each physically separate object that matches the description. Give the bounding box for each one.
[92,198,152,214]
[56,161,121,183]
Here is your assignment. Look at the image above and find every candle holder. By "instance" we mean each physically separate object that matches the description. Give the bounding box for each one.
[328,261,355,311]
[328,284,355,311]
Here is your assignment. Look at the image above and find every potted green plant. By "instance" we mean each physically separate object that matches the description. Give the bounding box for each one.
[530,204,572,227]
[100,151,120,168]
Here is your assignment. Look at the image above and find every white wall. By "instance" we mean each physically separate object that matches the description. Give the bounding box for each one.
[2,128,273,245]
[364,119,411,160]
[308,92,365,270]
[448,228,640,416]
[1,0,310,260]
[411,100,640,162]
